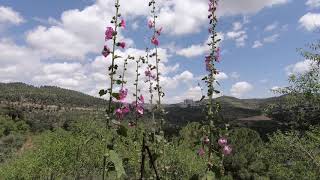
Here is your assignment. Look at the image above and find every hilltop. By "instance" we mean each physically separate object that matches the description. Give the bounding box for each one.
[0,82,107,108]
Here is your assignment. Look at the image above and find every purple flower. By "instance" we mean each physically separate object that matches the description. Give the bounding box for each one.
[102,45,111,58]
[222,145,232,156]
[136,105,144,115]
[198,148,205,156]
[139,95,145,104]
[148,20,154,29]
[156,27,163,36]
[115,108,124,119]
[105,27,114,41]
[151,36,159,46]
[215,47,221,62]
[218,137,228,147]
[145,70,151,77]
[205,55,211,71]
[117,42,126,49]
[203,136,210,144]
[118,88,128,102]
[120,19,126,28]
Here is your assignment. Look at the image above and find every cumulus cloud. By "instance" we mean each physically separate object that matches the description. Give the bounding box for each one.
[252,34,279,48]
[0,6,24,25]
[176,33,224,58]
[226,21,248,47]
[217,0,290,16]
[230,72,240,80]
[264,22,278,31]
[299,13,320,31]
[285,60,314,76]
[306,0,320,8]
[252,41,263,48]
[230,81,253,98]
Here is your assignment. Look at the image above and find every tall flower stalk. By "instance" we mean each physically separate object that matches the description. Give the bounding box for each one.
[131,56,145,127]
[201,0,232,175]
[100,0,126,128]
[100,0,126,179]
[145,48,156,123]
[148,0,164,131]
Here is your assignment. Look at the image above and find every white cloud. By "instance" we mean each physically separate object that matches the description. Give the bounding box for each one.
[216,72,229,81]
[252,40,263,48]
[230,72,240,80]
[176,33,224,58]
[263,34,279,43]
[218,0,290,16]
[264,22,278,31]
[306,0,320,8]
[271,86,281,91]
[252,34,279,48]
[230,81,253,98]
[226,21,248,47]
[299,13,320,31]
[0,6,24,25]
[285,59,314,76]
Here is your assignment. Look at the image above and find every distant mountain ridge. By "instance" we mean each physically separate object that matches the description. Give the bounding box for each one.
[0,82,106,107]
[0,82,282,110]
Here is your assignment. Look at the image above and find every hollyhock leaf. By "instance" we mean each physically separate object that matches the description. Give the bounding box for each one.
[199,95,206,102]
[99,89,108,97]
[116,125,128,137]
[112,93,120,99]
[116,80,122,85]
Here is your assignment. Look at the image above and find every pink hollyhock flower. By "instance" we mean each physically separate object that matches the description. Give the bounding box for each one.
[215,47,221,62]
[197,148,205,156]
[156,27,163,36]
[105,27,114,40]
[115,108,124,119]
[122,104,130,114]
[145,70,151,77]
[102,46,111,57]
[218,137,228,147]
[117,42,126,49]
[222,145,232,156]
[120,19,126,28]
[205,55,211,71]
[151,36,159,46]
[136,105,144,115]
[148,20,154,29]
[139,95,145,104]
[118,88,128,101]
[203,136,210,144]
[151,75,156,79]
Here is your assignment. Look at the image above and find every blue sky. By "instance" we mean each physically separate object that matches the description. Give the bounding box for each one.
[0,0,319,103]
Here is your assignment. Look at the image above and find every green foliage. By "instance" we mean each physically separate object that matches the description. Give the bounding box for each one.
[0,82,106,107]
[261,128,320,179]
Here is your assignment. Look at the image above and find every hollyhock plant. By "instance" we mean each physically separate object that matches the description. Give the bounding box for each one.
[105,27,114,40]
[102,45,111,58]
[120,19,126,28]
[218,137,228,147]
[118,88,128,102]
[148,20,154,28]
[203,136,210,144]
[117,42,126,49]
[156,27,163,36]
[198,148,205,156]
[222,145,232,156]
[151,36,159,46]
[215,47,221,62]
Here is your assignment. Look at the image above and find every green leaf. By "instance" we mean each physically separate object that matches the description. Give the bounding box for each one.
[99,89,108,97]
[109,150,126,178]
[112,93,120,99]
[116,125,128,137]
